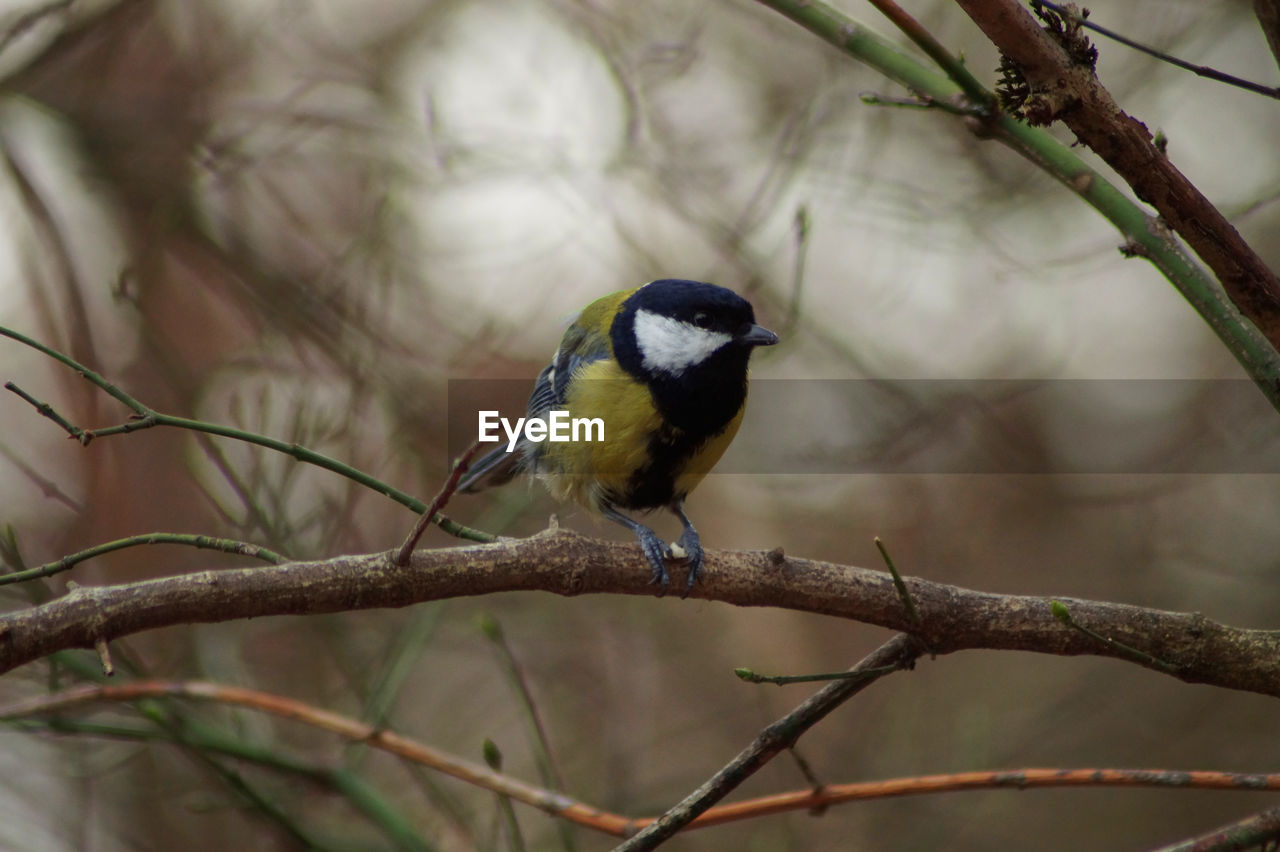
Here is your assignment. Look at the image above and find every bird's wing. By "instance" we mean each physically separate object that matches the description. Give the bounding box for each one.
[525,363,559,419]
[461,363,560,493]
[544,323,612,412]
[463,320,613,492]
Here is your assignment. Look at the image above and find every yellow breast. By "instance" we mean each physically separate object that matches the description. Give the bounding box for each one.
[536,357,745,512]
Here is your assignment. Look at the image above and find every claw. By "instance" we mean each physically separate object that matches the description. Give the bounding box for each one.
[669,500,704,597]
[675,526,704,597]
[633,525,670,595]
[599,505,668,594]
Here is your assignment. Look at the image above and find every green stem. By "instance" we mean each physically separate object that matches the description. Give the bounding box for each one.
[4,382,88,442]
[15,717,429,851]
[0,533,287,587]
[1050,600,1180,674]
[754,0,1280,415]
[330,769,435,852]
[864,0,992,106]
[0,325,494,542]
[734,664,903,685]
[478,613,575,851]
[874,537,921,628]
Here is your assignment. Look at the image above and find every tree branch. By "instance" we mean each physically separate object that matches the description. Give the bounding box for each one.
[11,679,1278,840]
[1,528,1277,696]
[618,634,922,849]
[953,0,1280,347]
[0,324,494,543]
[1035,1,1280,99]
[1154,802,1280,852]
[754,0,1280,415]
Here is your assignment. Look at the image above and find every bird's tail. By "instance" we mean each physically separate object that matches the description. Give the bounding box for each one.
[456,443,521,493]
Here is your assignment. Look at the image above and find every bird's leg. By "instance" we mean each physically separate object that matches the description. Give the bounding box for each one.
[670,500,704,596]
[601,504,670,595]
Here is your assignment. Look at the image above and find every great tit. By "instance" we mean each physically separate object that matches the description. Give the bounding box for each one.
[459,279,778,594]
[460,277,773,591]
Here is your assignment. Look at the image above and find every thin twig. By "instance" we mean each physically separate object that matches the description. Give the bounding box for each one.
[1036,0,1280,100]
[1051,600,1180,674]
[734,665,902,685]
[482,739,529,852]
[4,382,89,444]
[0,443,84,511]
[753,0,1280,415]
[479,612,572,804]
[865,0,993,106]
[875,536,921,628]
[0,324,494,542]
[93,638,114,677]
[0,532,286,587]
[1153,803,1280,852]
[2,680,636,835]
[952,0,1280,349]
[783,205,811,333]
[395,441,483,565]
[616,634,924,849]
[787,748,824,792]
[7,681,1280,838]
[687,767,1280,830]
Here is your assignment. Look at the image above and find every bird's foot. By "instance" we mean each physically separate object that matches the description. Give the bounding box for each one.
[633,525,671,596]
[674,526,704,598]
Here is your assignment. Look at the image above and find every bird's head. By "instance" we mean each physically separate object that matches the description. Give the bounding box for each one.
[612,279,778,381]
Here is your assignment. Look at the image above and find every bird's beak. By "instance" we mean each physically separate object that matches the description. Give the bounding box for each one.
[740,324,779,347]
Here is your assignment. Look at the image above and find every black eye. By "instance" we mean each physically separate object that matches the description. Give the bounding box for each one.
[692,311,712,328]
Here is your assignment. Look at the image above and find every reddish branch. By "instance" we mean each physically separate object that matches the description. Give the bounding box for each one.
[6,680,1279,838]
[0,527,1278,695]
[953,0,1280,346]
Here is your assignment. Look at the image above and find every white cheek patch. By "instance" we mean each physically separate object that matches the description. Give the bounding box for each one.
[634,309,732,376]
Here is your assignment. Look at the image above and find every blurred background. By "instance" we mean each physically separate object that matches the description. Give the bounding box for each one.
[1,0,1279,849]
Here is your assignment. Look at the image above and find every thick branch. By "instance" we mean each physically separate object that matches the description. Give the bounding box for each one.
[954,0,1280,346]
[0,528,1276,696]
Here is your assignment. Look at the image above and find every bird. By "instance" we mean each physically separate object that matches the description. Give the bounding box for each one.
[458,279,778,595]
